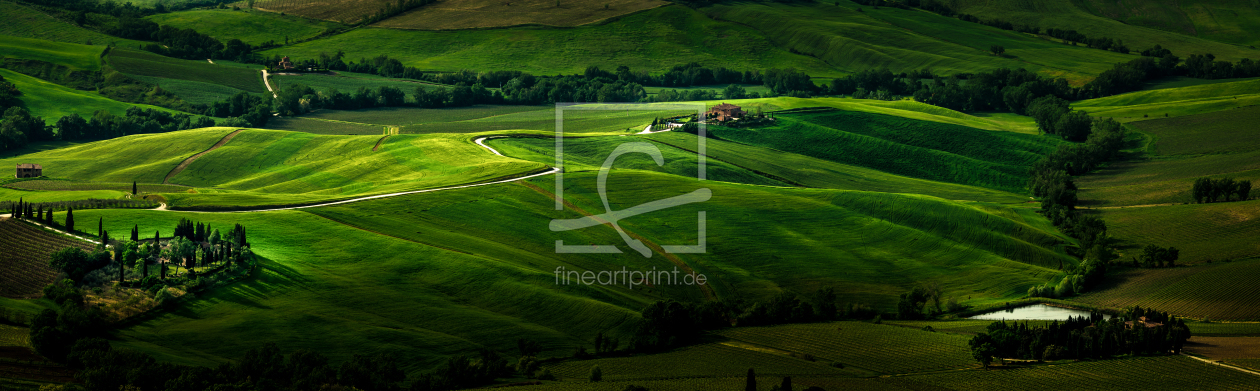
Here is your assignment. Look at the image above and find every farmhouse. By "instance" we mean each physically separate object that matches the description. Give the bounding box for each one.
[706,103,746,122]
[278,56,295,70]
[15,163,42,178]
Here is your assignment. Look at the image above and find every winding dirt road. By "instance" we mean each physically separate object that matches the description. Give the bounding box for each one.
[163,129,245,185]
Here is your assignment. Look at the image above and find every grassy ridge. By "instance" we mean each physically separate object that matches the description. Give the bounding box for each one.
[947,0,1260,62]
[146,9,342,46]
[0,36,102,71]
[107,49,266,93]
[701,2,1133,83]
[0,2,148,47]
[265,6,837,76]
[708,110,1061,192]
[1074,0,1260,47]
[0,69,175,124]
[1074,78,1260,121]
[0,127,237,183]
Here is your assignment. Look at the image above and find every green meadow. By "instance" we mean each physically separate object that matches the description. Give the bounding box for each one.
[106,48,266,93]
[265,6,837,76]
[0,2,148,47]
[700,1,1134,83]
[1074,78,1260,121]
[269,72,437,98]
[1073,0,1260,47]
[0,36,103,71]
[0,69,176,124]
[146,9,342,46]
[1074,259,1260,320]
[948,0,1260,62]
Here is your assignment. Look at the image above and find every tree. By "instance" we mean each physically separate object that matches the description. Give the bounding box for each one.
[588,365,601,382]
[1239,180,1253,201]
[1055,110,1093,142]
[724,84,747,100]
[745,368,757,391]
[98,217,103,238]
[990,45,1005,56]
[1192,177,1209,203]
[247,0,255,8]
[1217,178,1237,202]
[65,208,75,232]
[132,181,137,195]
[779,376,793,391]
[969,334,996,369]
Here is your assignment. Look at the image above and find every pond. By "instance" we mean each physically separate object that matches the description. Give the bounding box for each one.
[970,304,1111,321]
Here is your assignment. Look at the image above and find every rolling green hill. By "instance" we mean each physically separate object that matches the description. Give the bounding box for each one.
[704,109,1062,192]
[146,9,342,46]
[105,48,266,94]
[701,1,1135,83]
[1074,77,1260,121]
[0,68,175,124]
[372,0,668,30]
[944,0,1260,62]
[1073,0,1260,48]
[0,36,103,71]
[0,2,148,47]
[265,5,838,76]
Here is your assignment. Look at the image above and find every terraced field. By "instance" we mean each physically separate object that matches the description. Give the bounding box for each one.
[0,219,96,298]
[1074,259,1260,320]
[106,48,266,93]
[718,322,974,375]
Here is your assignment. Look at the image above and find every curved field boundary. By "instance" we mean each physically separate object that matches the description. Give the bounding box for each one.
[163,129,245,185]
[372,135,389,151]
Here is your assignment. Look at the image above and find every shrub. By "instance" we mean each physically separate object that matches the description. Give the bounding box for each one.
[588,365,602,382]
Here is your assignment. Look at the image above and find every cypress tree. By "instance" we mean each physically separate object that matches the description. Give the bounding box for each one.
[46,209,54,226]
[65,208,75,232]
[780,376,792,391]
[116,240,124,282]
[745,368,756,391]
[98,217,103,238]
[132,181,138,195]
[132,225,139,241]
[101,230,110,248]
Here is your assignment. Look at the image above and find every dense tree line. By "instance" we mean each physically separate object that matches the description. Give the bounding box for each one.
[1134,245,1179,268]
[1192,177,1252,203]
[968,306,1190,368]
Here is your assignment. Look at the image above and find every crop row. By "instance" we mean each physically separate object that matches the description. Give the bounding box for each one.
[1074,260,1260,321]
[0,219,95,298]
[246,0,391,23]
[905,356,1260,390]
[542,342,844,382]
[0,324,30,347]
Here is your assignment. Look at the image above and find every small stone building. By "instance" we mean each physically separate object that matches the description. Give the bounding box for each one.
[278,56,294,70]
[706,103,746,122]
[15,163,42,178]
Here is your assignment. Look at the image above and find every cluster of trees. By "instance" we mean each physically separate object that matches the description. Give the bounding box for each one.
[1,100,223,152]
[915,0,1132,55]
[1183,54,1260,80]
[1028,117,1127,226]
[1192,177,1252,203]
[205,92,272,127]
[1,106,52,151]
[1135,245,1179,268]
[968,306,1190,368]
[9,200,76,230]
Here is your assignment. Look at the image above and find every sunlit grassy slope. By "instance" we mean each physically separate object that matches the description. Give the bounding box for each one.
[84,167,1072,371]
[0,69,176,124]
[0,36,102,70]
[0,2,148,47]
[1074,78,1260,121]
[705,109,1062,192]
[700,1,1135,83]
[1073,0,1260,48]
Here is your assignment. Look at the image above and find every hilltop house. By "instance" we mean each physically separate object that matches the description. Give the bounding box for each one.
[278,56,295,70]
[15,163,42,178]
[706,103,746,122]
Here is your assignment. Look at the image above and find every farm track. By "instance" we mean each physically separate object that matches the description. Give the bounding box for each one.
[1182,353,1260,377]
[372,135,389,151]
[163,129,245,185]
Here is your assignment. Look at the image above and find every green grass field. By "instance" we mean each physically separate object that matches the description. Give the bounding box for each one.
[265,6,837,76]
[717,321,975,375]
[948,0,1260,62]
[263,117,386,135]
[270,71,438,98]
[296,105,548,127]
[0,2,148,47]
[0,36,103,71]
[1074,0,1260,48]
[106,48,266,93]
[705,109,1062,192]
[373,0,667,30]
[1088,202,1260,265]
[1077,106,1260,207]
[900,355,1260,390]
[240,0,392,23]
[700,1,1135,83]
[1073,259,1260,320]
[541,342,854,381]
[0,69,175,124]
[1074,78,1260,121]
[146,9,342,46]
[127,74,256,105]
